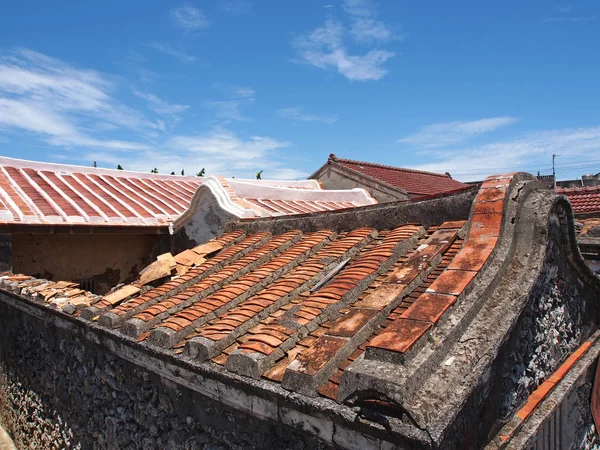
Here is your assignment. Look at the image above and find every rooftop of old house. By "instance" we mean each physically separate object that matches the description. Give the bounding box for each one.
[2,171,599,448]
[557,185,600,217]
[0,156,376,230]
[311,153,470,198]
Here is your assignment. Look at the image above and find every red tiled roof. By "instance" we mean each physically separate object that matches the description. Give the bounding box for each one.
[557,185,600,215]
[327,154,469,197]
[3,173,506,400]
[0,157,376,227]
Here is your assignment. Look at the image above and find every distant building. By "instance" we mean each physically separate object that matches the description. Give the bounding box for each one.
[0,157,376,293]
[309,154,469,202]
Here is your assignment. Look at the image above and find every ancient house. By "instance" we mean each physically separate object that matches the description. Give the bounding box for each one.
[1,172,600,449]
[309,154,469,202]
[0,157,375,293]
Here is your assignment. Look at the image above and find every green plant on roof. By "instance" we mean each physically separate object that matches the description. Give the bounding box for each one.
[150,168,158,173]
[256,170,263,180]
[181,169,185,176]
[117,164,123,170]
[196,168,205,177]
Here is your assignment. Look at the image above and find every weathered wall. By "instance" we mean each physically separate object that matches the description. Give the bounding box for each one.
[465,208,600,449]
[0,235,11,272]
[505,342,600,449]
[231,187,477,237]
[11,233,167,294]
[0,296,331,450]
[314,166,408,203]
[173,193,237,254]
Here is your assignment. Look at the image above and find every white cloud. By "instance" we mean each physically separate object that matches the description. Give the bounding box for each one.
[293,19,395,81]
[204,100,247,121]
[398,117,519,148]
[204,85,256,121]
[87,127,293,178]
[0,49,153,151]
[542,16,595,23]
[131,89,189,116]
[218,0,253,14]
[170,5,210,31]
[233,87,255,99]
[408,125,600,182]
[277,107,339,124]
[292,1,399,81]
[149,43,197,63]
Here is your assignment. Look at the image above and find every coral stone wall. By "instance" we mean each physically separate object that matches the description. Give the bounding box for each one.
[0,296,329,450]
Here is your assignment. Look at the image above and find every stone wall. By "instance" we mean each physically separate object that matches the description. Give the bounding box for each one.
[0,296,331,450]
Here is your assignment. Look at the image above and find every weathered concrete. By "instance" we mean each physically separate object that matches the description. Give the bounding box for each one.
[228,188,478,236]
[173,188,238,252]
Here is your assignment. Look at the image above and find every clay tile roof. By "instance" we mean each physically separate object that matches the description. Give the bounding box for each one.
[5,171,600,448]
[0,157,377,228]
[327,154,469,197]
[557,185,600,215]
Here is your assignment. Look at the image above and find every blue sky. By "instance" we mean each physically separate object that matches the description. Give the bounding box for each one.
[0,0,599,181]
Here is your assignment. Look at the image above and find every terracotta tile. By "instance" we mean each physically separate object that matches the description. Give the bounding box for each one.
[247,333,284,347]
[469,213,502,237]
[386,261,425,285]
[473,200,504,215]
[427,269,477,296]
[400,293,457,324]
[438,220,467,229]
[239,340,275,355]
[318,382,339,400]
[327,309,378,337]
[211,353,228,365]
[367,318,431,353]
[293,335,347,376]
[547,341,592,384]
[263,359,289,382]
[294,309,318,321]
[475,186,507,203]
[447,239,497,271]
[353,284,406,310]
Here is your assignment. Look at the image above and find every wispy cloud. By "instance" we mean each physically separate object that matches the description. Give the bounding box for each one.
[149,43,197,63]
[86,126,295,178]
[170,5,210,31]
[131,89,189,116]
[398,117,518,148]
[408,125,600,181]
[204,84,256,121]
[0,48,154,151]
[277,107,339,124]
[542,16,596,23]
[292,0,399,81]
[204,100,248,121]
[218,0,253,15]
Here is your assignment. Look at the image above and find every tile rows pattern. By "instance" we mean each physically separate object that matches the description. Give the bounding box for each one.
[557,185,600,215]
[364,173,514,358]
[314,235,464,400]
[4,173,515,401]
[0,158,374,227]
[327,154,468,197]
[0,162,201,226]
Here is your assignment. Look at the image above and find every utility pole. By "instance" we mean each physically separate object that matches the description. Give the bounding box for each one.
[552,154,558,189]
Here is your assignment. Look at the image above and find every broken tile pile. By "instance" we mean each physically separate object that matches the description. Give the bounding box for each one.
[0,275,100,314]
